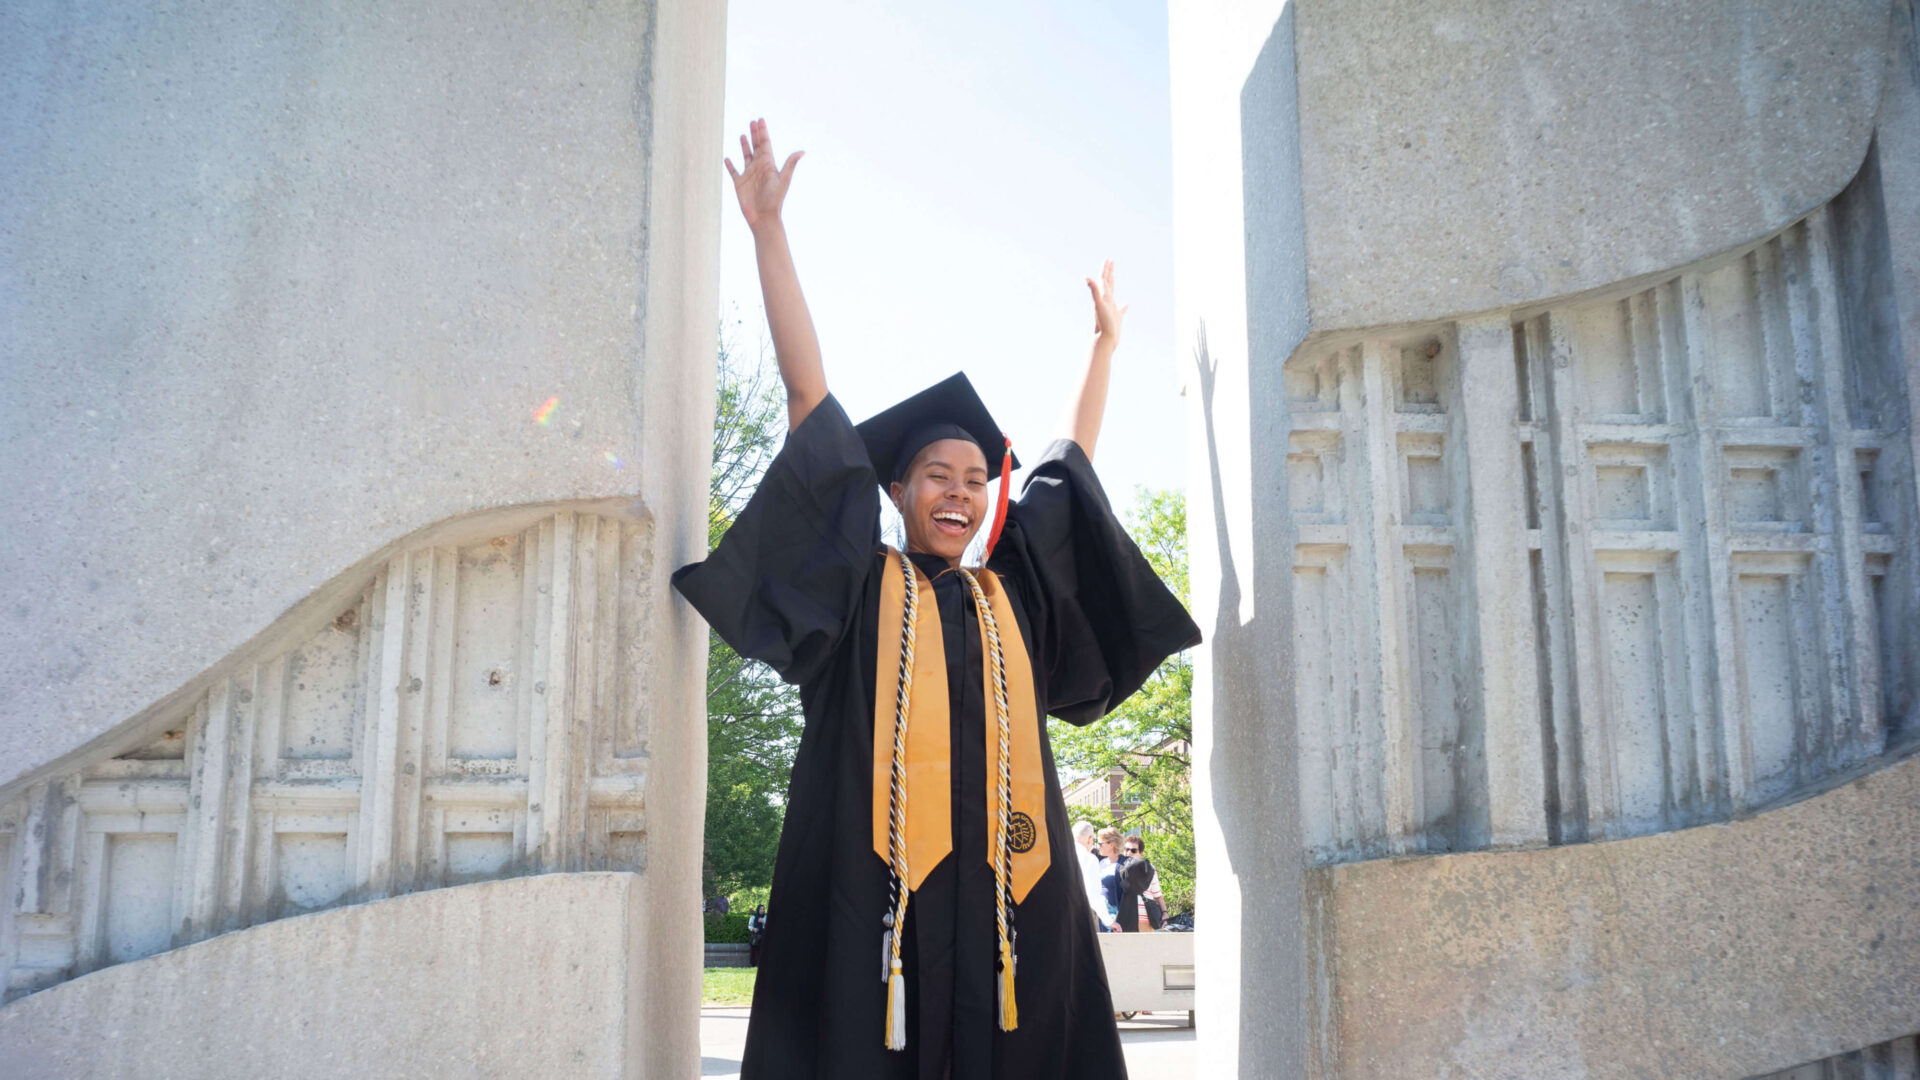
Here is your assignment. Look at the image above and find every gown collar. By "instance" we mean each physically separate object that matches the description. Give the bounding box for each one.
[904,550,959,580]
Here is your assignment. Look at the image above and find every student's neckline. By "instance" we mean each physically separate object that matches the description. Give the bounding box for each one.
[904,549,961,580]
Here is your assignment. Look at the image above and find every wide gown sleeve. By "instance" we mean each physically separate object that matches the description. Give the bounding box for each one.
[989,438,1202,725]
[671,395,880,686]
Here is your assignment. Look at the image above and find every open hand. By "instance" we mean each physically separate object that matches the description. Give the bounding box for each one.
[725,118,804,231]
[1085,259,1129,346]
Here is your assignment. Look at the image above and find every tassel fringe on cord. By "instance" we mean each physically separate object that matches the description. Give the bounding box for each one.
[887,961,908,1051]
[998,940,1018,1030]
[883,555,918,1051]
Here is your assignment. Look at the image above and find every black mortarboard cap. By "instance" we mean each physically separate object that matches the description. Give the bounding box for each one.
[854,373,1021,485]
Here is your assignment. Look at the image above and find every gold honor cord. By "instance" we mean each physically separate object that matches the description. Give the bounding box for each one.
[956,567,1018,1032]
[873,549,1050,1049]
[882,553,917,1051]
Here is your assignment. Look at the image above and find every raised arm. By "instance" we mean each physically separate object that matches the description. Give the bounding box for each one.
[1059,260,1128,460]
[727,119,827,430]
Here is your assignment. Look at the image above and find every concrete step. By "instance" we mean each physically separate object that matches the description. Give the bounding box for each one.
[704,943,751,968]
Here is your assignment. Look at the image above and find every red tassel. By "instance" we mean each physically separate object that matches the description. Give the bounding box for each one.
[983,435,1013,563]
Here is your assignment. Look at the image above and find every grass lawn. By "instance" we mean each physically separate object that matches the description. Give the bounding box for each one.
[703,966,758,1006]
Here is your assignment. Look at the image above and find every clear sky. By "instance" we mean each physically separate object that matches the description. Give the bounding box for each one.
[719,0,1183,501]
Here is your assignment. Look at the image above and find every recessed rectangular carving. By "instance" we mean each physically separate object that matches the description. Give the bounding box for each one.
[1398,339,1444,411]
[1563,284,1668,421]
[1295,550,1368,859]
[449,538,524,761]
[1284,350,1340,411]
[1406,456,1446,521]
[1513,324,1536,423]
[281,617,361,762]
[1599,570,1673,830]
[1400,433,1449,525]
[445,832,514,882]
[275,832,349,913]
[1588,444,1671,530]
[1730,469,1783,522]
[1865,556,1904,730]
[1734,562,1817,803]
[1520,441,1542,530]
[605,830,647,874]
[1409,564,1465,850]
[1289,449,1326,515]
[1857,449,1885,529]
[1571,297,1640,418]
[102,833,176,964]
[1595,466,1651,522]
[1725,447,1805,531]
[1288,431,1342,522]
[1701,251,1774,420]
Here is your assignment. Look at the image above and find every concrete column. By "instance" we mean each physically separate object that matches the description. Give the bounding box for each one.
[0,7,725,1075]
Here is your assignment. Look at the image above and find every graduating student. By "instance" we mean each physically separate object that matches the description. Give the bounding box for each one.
[674,119,1200,1080]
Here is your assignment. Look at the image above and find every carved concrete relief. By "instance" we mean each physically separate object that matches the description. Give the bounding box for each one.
[0,509,656,1000]
[1288,150,1916,864]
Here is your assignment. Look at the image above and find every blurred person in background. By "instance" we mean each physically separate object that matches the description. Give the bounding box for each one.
[1074,822,1118,931]
[1123,835,1163,931]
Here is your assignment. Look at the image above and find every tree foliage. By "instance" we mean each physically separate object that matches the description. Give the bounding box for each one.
[702,333,804,900]
[1046,489,1195,914]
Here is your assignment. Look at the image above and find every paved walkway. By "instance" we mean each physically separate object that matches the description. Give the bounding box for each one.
[700,1007,1194,1078]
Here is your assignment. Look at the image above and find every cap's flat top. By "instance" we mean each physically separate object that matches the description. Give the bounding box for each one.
[853,372,1021,483]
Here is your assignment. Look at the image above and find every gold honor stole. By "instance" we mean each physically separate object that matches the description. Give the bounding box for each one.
[871,548,1050,901]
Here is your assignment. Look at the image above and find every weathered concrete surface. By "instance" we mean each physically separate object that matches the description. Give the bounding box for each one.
[1189,0,1898,368]
[1097,931,1197,1016]
[0,0,721,799]
[1291,0,1894,334]
[0,872,659,1079]
[1311,753,1920,1080]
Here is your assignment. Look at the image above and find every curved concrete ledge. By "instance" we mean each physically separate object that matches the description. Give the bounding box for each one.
[1189,0,1900,366]
[1309,752,1920,1079]
[1290,0,1897,332]
[0,872,674,1080]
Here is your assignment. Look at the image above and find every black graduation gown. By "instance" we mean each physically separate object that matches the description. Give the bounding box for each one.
[1112,857,1155,932]
[673,395,1201,1080]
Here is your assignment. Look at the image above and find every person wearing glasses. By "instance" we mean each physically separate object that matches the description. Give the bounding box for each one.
[1122,835,1163,931]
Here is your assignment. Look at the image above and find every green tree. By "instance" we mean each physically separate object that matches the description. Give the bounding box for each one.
[1047,489,1196,914]
[702,332,804,900]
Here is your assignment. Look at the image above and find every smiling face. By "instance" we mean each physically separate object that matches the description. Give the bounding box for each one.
[889,437,990,567]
